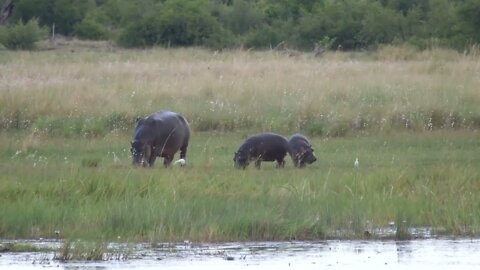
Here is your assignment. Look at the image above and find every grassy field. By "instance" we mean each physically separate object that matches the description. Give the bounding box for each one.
[0,131,479,241]
[1,45,480,136]
[0,46,479,242]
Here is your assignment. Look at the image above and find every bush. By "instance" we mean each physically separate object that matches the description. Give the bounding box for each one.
[0,19,47,50]
[74,19,109,40]
[10,0,96,36]
[216,0,264,36]
[243,23,286,49]
[117,0,233,49]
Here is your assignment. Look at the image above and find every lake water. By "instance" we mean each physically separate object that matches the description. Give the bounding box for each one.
[1,238,479,269]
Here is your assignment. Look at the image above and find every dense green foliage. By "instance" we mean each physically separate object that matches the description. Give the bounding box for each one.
[0,19,47,49]
[1,0,479,50]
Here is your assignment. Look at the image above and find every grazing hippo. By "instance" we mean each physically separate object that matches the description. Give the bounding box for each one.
[288,134,317,167]
[131,111,190,167]
[233,133,290,169]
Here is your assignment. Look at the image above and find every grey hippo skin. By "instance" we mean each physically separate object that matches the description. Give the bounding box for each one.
[288,134,317,168]
[233,133,290,169]
[131,111,190,167]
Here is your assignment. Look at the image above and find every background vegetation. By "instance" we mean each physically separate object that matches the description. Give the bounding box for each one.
[1,0,480,50]
[1,47,479,137]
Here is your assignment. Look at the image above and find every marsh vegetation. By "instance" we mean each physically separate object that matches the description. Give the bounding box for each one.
[0,47,479,242]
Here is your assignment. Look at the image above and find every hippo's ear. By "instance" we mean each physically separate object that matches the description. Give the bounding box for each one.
[135,117,145,126]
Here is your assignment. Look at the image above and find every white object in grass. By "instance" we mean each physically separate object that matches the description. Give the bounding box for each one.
[112,152,120,165]
[354,158,359,169]
[174,158,186,166]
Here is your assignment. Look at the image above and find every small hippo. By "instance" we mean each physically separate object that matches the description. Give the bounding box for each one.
[131,111,190,167]
[233,133,290,169]
[288,134,317,167]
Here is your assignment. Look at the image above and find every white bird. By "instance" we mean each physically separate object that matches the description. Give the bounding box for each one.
[174,158,186,166]
[354,158,359,169]
[112,152,120,165]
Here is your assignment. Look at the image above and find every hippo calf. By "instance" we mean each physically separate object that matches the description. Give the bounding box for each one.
[131,111,190,167]
[288,134,317,167]
[233,133,290,169]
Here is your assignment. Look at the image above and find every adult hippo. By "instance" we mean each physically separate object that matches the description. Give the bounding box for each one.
[131,111,190,167]
[288,134,317,167]
[233,133,290,169]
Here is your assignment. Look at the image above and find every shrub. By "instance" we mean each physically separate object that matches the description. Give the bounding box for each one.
[117,0,232,49]
[74,19,109,40]
[0,19,47,50]
[243,24,285,49]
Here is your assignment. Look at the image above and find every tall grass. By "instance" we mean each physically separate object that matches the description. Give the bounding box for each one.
[1,47,479,136]
[0,132,479,241]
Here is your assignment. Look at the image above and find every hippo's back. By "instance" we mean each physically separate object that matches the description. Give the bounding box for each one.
[134,111,190,148]
[245,133,288,146]
[150,111,186,123]
[241,133,289,160]
[137,110,187,131]
[289,134,310,145]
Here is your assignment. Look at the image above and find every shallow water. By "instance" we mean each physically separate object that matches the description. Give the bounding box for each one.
[1,239,479,269]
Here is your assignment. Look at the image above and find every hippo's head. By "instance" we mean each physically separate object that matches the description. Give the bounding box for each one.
[293,146,317,167]
[233,151,249,169]
[131,140,151,167]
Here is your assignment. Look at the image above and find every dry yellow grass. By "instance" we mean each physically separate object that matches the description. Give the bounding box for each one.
[1,46,479,134]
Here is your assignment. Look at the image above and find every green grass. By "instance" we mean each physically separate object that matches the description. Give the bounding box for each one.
[0,131,479,241]
[0,242,54,253]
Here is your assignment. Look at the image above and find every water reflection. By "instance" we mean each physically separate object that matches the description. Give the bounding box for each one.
[1,239,479,270]
[395,240,413,263]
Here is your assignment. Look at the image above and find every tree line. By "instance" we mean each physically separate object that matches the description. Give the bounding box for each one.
[1,0,479,50]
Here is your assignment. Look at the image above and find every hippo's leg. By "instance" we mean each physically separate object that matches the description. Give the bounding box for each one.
[148,155,157,167]
[254,159,261,169]
[276,158,285,168]
[179,144,188,166]
[163,155,174,167]
[145,147,156,167]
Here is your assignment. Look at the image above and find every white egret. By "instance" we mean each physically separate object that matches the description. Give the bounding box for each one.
[174,158,186,166]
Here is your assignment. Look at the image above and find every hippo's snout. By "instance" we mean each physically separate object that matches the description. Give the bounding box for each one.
[131,158,146,167]
[234,161,248,169]
[305,153,317,164]
[233,151,249,169]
